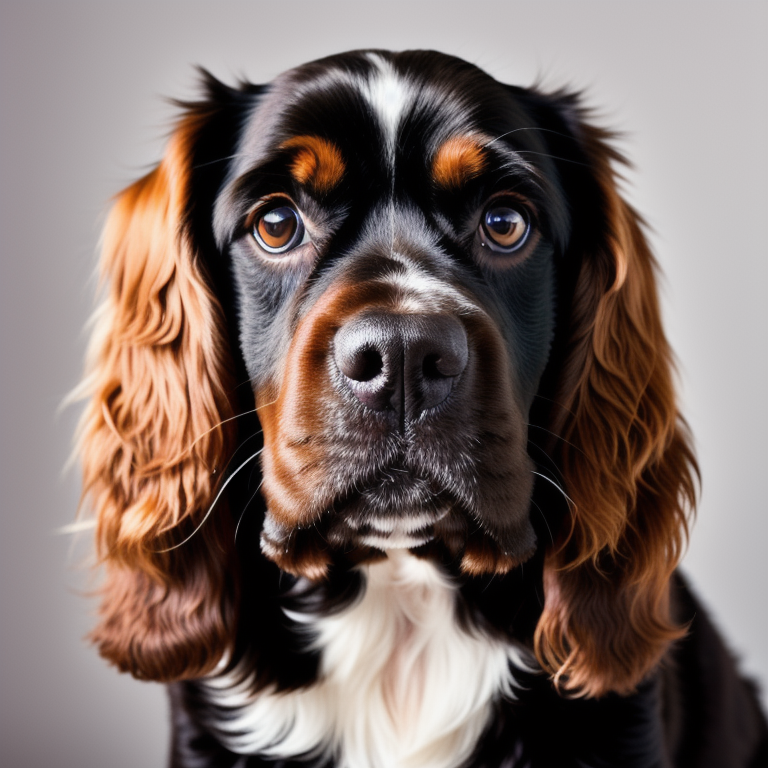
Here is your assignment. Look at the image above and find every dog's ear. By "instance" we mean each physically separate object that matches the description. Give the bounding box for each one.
[77,75,252,681]
[521,90,698,697]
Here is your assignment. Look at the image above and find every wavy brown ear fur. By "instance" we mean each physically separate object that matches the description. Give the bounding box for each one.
[533,100,698,697]
[77,89,240,681]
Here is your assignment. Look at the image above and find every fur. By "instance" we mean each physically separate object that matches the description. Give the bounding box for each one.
[76,50,768,767]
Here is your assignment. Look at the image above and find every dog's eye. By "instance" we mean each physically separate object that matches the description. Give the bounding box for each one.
[479,205,530,253]
[251,204,306,254]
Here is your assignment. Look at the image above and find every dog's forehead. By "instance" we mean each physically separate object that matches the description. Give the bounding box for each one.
[231,50,532,179]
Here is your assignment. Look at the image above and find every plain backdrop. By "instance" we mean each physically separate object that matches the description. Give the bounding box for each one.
[1,2,766,766]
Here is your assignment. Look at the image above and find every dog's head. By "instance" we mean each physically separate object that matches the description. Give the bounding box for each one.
[78,50,697,697]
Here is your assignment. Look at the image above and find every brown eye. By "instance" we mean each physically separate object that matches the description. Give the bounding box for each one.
[252,205,305,254]
[479,205,530,253]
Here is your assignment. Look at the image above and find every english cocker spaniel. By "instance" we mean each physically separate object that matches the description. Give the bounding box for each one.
[77,50,768,767]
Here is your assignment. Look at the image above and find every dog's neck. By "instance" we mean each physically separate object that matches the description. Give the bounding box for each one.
[206,551,527,768]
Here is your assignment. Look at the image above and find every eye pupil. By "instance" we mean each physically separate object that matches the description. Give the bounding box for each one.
[486,210,516,235]
[481,205,529,252]
[253,205,303,253]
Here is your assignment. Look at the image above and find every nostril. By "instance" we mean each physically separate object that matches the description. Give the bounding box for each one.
[334,320,397,413]
[425,344,467,379]
[410,317,468,380]
[344,347,384,383]
[422,353,463,381]
[422,353,442,380]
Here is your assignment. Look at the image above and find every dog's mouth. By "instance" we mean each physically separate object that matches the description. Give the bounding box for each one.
[339,507,449,550]
[323,470,453,551]
[260,464,450,555]
[259,460,536,579]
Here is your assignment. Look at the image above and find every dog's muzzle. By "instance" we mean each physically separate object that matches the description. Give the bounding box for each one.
[255,277,537,579]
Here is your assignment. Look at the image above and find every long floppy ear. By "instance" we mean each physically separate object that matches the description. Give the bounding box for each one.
[77,77,248,681]
[528,93,698,697]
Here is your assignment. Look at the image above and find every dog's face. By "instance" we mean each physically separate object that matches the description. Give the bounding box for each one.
[216,52,568,578]
[79,50,697,698]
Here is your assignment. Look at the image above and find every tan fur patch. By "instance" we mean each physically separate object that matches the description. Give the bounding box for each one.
[432,136,487,189]
[281,135,345,193]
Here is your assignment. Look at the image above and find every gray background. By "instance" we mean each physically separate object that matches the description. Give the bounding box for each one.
[1,2,766,766]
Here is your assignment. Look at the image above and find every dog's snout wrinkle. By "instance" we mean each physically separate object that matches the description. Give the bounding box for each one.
[334,312,468,419]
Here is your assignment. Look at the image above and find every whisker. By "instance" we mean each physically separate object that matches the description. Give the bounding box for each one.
[181,408,259,453]
[191,152,247,171]
[527,421,586,457]
[530,392,577,418]
[514,150,591,168]
[234,480,265,544]
[530,498,555,546]
[484,125,581,146]
[167,401,275,466]
[531,470,575,512]
[313,520,330,545]
[526,440,567,485]
[156,447,264,553]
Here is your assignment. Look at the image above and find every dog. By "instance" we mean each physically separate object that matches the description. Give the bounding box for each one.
[76,50,768,767]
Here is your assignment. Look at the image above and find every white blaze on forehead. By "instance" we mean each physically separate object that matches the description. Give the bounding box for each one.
[379,264,479,316]
[361,52,411,152]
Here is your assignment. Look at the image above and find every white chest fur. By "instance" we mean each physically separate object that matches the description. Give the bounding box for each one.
[205,551,526,768]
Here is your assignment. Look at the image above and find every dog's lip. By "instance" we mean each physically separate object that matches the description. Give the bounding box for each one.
[344,509,447,532]
[357,530,436,550]
[338,505,449,550]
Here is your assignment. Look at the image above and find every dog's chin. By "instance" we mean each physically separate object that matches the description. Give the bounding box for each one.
[355,528,438,551]
[340,507,449,551]
[259,498,536,580]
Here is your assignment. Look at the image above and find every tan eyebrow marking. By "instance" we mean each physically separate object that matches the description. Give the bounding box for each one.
[432,135,488,189]
[281,135,345,193]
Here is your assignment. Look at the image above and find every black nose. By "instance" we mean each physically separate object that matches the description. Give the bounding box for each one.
[333,312,468,418]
